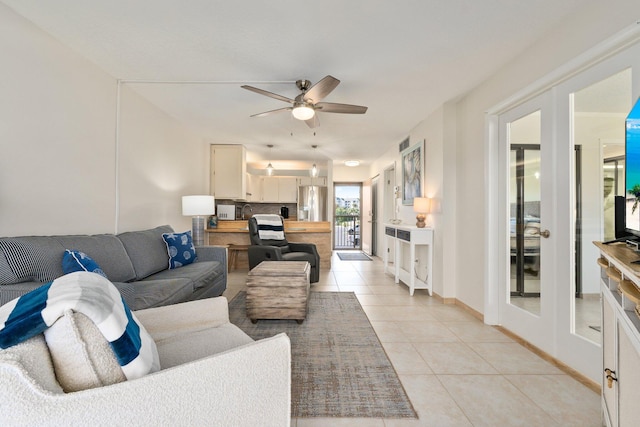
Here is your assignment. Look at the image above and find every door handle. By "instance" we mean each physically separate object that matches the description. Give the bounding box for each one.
[533,229,550,238]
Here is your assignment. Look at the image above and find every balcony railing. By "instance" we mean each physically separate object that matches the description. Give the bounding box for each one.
[334,215,360,249]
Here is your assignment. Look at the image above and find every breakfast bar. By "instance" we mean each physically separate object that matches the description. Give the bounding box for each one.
[206,220,332,270]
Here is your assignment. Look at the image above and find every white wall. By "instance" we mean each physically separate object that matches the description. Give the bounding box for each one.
[333,164,370,182]
[0,4,117,236]
[117,84,209,233]
[368,105,454,299]
[0,5,208,237]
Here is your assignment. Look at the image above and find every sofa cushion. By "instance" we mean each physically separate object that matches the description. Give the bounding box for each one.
[62,250,107,278]
[144,260,223,291]
[44,310,126,392]
[0,237,65,284]
[132,278,195,310]
[117,225,174,280]
[162,231,197,269]
[55,235,136,283]
[155,323,253,369]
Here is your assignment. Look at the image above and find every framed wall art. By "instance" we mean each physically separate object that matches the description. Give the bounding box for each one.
[401,141,423,205]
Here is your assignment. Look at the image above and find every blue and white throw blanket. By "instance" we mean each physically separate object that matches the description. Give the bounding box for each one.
[0,271,159,380]
[254,214,285,240]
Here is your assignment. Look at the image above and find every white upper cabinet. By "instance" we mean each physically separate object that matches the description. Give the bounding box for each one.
[261,177,279,202]
[297,177,327,186]
[210,145,246,200]
[258,176,298,202]
[246,173,262,202]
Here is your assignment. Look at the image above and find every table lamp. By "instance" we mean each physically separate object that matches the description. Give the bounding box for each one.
[413,197,430,228]
[182,195,215,246]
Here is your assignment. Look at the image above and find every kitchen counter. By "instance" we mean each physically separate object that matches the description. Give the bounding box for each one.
[206,220,331,270]
[207,220,330,233]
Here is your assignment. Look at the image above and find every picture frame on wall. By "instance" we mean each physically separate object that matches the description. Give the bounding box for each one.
[401,141,423,205]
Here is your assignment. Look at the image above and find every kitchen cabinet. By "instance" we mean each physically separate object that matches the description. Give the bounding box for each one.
[246,173,262,202]
[261,177,279,202]
[297,177,327,186]
[595,242,640,427]
[278,177,297,202]
[260,177,297,202]
[210,145,246,199]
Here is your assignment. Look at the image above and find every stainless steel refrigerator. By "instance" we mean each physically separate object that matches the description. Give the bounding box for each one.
[297,186,327,221]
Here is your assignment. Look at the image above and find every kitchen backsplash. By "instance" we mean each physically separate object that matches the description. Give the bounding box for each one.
[217,201,298,220]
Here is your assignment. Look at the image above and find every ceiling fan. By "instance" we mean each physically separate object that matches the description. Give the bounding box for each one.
[241,75,367,128]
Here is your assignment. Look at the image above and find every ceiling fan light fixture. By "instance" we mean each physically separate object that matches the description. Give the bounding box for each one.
[292,104,315,121]
[344,160,360,167]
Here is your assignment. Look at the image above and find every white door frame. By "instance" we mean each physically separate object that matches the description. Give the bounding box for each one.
[361,178,372,255]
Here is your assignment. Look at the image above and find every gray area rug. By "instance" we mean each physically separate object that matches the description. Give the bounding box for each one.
[228,291,417,418]
[337,252,372,261]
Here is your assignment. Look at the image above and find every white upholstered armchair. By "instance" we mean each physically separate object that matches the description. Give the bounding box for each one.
[0,297,291,426]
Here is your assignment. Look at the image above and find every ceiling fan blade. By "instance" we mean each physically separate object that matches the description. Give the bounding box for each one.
[305,114,319,129]
[241,85,294,104]
[315,102,368,114]
[250,107,292,117]
[303,75,340,103]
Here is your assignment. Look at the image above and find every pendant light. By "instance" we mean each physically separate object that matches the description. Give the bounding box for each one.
[310,145,319,177]
[266,144,274,176]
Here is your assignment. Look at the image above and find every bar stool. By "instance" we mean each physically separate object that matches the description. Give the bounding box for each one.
[227,244,250,271]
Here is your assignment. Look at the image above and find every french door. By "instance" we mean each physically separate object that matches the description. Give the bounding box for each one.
[494,43,640,382]
[499,94,555,351]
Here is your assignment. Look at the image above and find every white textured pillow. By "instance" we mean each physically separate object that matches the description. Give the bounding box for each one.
[44,309,126,392]
[0,334,63,394]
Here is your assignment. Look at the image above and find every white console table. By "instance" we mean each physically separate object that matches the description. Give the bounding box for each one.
[383,224,433,296]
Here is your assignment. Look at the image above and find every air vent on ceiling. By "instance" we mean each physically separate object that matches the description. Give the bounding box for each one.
[399,137,410,152]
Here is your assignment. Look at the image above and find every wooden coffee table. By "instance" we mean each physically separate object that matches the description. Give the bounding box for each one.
[246,261,311,324]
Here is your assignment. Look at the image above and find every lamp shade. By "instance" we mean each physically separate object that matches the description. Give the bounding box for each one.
[182,195,215,216]
[413,197,430,213]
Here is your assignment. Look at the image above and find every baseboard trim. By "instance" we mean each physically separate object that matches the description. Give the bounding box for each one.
[433,295,600,394]
[495,326,600,394]
[434,293,484,322]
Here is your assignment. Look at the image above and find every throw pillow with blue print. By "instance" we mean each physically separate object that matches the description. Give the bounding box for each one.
[62,250,107,278]
[162,230,197,269]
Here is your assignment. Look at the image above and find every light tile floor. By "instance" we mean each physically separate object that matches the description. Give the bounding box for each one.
[224,252,601,427]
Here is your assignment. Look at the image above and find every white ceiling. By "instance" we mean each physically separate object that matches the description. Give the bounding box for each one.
[2,0,597,169]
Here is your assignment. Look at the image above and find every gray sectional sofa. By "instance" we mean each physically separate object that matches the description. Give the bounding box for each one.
[0,225,227,310]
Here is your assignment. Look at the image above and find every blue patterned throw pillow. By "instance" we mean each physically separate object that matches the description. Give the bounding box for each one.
[62,250,107,278]
[162,231,197,269]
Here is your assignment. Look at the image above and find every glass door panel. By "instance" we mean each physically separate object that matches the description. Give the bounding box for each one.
[509,112,543,315]
[571,68,631,343]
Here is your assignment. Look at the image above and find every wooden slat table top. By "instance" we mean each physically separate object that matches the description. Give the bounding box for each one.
[248,261,310,277]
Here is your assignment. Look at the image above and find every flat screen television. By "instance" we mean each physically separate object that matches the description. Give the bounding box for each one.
[625,97,640,238]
